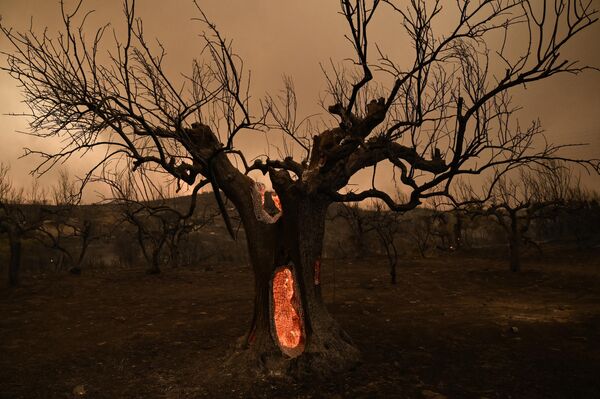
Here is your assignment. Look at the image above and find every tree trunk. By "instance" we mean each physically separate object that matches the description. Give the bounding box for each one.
[146,249,162,275]
[454,213,463,250]
[8,230,22,287]
[389,241,398,285]
[509,238,520,272]
[509,214,521,272]
[191,127,359,377]
[354,235,366,259]
[56,251,65,271]
[226,194,359,378]
[378,232,398,285]
[70,236,92,275]
[353,219,367,259]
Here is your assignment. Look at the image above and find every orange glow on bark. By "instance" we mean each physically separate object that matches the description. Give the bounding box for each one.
[256,182,267,206]
[271,193,282,212]
[272,267,304,355]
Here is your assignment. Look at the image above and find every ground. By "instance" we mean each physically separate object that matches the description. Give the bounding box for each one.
[1,246,599,398]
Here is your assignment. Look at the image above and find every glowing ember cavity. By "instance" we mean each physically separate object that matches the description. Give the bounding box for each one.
[272,267,304,357]
[271,193,282,212]
[251,181,282,224]
[256,182,266,205]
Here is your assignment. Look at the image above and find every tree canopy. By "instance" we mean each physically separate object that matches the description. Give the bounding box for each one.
[1,0,597,213]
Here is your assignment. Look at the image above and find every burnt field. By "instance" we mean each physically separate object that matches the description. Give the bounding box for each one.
[2,0,600,397]
[1,244,599,399]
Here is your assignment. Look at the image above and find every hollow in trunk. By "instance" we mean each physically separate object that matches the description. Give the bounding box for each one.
[226,194,359,378]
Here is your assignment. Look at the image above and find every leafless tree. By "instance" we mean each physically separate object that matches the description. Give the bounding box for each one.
[452,210,465,250]
[461,161,584,271]
[559,194,600,246]
[369,200,403,284]
[0,163,24,286]
[331,203,375,258]
[406,211,439,258]
[425,199,463,252]
[35,171,100,274]
[0,163,46,286]
[101,169,215,274]
[2,0,599,375]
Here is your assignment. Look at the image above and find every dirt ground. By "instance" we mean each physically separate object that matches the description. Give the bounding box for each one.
[1,246,599,399]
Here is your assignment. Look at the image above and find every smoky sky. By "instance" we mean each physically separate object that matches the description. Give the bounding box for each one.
[1,0,599,200]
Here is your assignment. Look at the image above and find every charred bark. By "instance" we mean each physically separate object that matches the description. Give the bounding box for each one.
[175,124,360,377]
[8,229,22,287]
[509,212,521,272]
[508,238,521,272]
[223,184,359,378]
[454,213,463,250]
[378,232,399,285]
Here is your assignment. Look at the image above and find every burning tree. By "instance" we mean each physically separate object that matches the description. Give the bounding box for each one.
[1,0,599,376]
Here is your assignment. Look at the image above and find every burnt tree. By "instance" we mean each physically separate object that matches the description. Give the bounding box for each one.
[463,162,584,271]
[0,163,46,286]
[369,201,402,284]
[35,170,100,274]
[2,0,599,376]
[103,170,215,274]
[331,203,375,259]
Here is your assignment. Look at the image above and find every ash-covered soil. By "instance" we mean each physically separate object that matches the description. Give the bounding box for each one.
[1,246,599,398]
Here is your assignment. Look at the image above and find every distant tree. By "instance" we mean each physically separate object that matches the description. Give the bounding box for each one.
[35,170,100,274]
[369,200,403,284]
[452,210,465,250]
[424,200,464,252]
[2,0,599,375]
[532,189,600,247]
[566,198,600,246]
[333,203,375,259]
[461,162,584,271]
[103,170,214,274]
[0,163,45,286]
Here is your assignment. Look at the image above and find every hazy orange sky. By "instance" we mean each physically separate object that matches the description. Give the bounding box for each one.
[1,0,599,201]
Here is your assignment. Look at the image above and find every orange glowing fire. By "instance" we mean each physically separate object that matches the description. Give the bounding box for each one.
[271,193,282,212]
[272,267,304,355]
[258,182,282,212]
[256,182,267,206]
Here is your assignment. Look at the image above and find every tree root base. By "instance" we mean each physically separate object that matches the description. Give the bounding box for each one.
[220,331,360,381]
